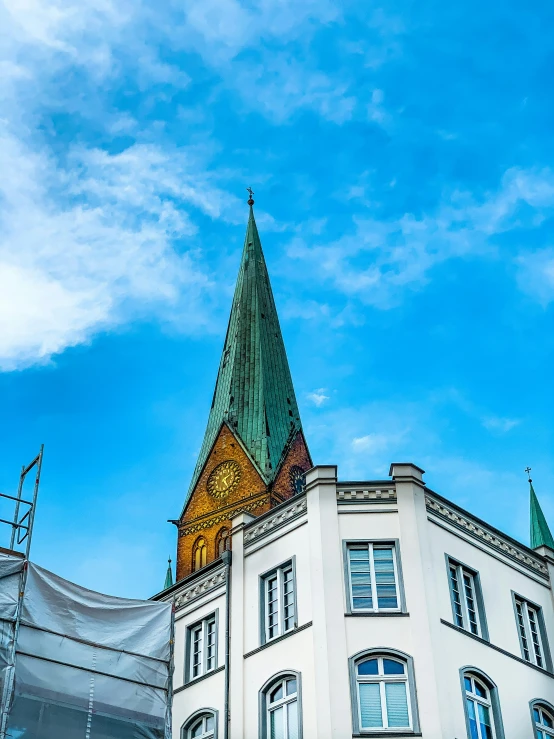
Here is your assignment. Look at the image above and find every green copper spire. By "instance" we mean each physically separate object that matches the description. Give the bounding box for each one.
[529,477,554,550]
[185,196,304,502]
[164,558,173,590]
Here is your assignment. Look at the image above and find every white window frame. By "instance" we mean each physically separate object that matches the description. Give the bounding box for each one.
[266,676,299,739]
[354,654,413,732]
[532,702,554,739]
[261,559,296,644]
[514,596,545,668]
[182,709,218,739]
[448,560,481,636]
[187,715,215,739]
[187,613,217,682]
[346,542,401,613]
[463,674,497,739]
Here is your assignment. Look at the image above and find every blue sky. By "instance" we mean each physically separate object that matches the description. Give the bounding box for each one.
[1,0,553,599]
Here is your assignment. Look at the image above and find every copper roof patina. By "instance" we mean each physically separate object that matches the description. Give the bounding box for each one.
[530,481,554,550]
[185,204,304,504]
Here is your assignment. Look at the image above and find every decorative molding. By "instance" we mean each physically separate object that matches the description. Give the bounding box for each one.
[173,566,226,610]
[243,495,307,547]
[243,621,313,658]
[337,487,396,502]
[426,495,548,577]
[179,496,269,536]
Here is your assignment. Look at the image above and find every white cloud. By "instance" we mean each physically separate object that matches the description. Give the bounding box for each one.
[287,167,554,308]
[0,131,242,370]
[307,388,329,406]
[351,431,404,454]
[482,416,521,434]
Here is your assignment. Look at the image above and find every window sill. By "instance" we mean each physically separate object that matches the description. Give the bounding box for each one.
[346,612,409,618]
[243,621,313,658]
[440,619,554,678]
[353,733,421,738]
[175,665,225,693]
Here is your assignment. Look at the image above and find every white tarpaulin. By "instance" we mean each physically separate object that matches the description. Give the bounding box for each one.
[1,559,173,739]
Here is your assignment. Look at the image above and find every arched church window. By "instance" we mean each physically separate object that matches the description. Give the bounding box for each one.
[193,537,207,572]
[216,527,230,557]
[461,669,504,739]
[532,700,554,738]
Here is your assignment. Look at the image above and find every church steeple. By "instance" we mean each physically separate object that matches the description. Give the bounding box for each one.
[186,199,303,502]
[175,195,312,580]
[529,478,554,550]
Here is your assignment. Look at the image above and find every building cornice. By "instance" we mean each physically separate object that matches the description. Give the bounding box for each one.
[179,493,270,537]
[244,494,307,548]
[337,483,397,504]
[166,563,227,611]
[425,492,549,578]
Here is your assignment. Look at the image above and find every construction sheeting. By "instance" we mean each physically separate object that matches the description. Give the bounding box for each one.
[0,559,173,739]
[0,557,24,706]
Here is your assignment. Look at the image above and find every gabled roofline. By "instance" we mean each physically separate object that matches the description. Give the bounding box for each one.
[177,420,269,522]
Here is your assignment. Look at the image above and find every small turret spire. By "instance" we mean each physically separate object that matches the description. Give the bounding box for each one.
[164,557,173,590]
[527,471,554,550]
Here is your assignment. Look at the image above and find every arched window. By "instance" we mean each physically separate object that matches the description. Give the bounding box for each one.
[350,651,418,732]
[182,709,217,739]
[192,537,207,572]
[461,669,505,739]
[216,527,231,557]
[531,700,554,739]
[259,671,301,739]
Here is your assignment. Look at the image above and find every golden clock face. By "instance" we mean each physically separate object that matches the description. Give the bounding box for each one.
[207,460,241,499]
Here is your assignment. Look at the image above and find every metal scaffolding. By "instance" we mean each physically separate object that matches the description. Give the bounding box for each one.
[0,445,43,739]
[0,447,173,739]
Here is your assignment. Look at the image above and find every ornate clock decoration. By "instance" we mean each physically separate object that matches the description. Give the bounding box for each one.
[289,465,305,495]
[207,460,241,499]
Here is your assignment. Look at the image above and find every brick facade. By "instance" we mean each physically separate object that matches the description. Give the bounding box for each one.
[272,431,312,501]
[177,423,271,580]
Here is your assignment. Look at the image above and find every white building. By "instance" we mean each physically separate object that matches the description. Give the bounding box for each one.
[155,200,554,738]
[157,462,554,739]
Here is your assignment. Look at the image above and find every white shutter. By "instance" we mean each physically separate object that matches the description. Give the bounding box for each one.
[270,706,285,739]
[385,682,409,727]
[359,683,383,728]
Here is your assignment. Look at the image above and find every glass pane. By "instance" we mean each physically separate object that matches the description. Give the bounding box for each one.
[270,706,285,739]
[359,683,383,728]
[450,566,465,627]
[385,682,409,727]
[477,702,493,739]
[464,676,472,692]
[544,711,554,729]
[358,659,379,675]
[467,699,480,739]
[534,708,541,723]
[286,678,297,696]
[270,684,284,703]
[474,680,487,699]
[190,720,203,738]
[287,699,299,739]
[383,659,404,675]
[206,716,214,730]
[349,548,372,610]
[374,548,398,609]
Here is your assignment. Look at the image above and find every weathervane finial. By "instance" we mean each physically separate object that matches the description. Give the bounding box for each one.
[525,466,532,482]
[246,186,254,206]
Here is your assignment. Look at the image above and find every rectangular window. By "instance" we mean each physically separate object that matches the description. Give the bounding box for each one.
[187,613,217,681]
[347,543,400,612]
[262,560,296,643]
[514,596,546,668]
[447,558,484,637]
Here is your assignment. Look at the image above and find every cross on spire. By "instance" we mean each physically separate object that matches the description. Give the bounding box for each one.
[246,187,255,206]
[525,466,532,482]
